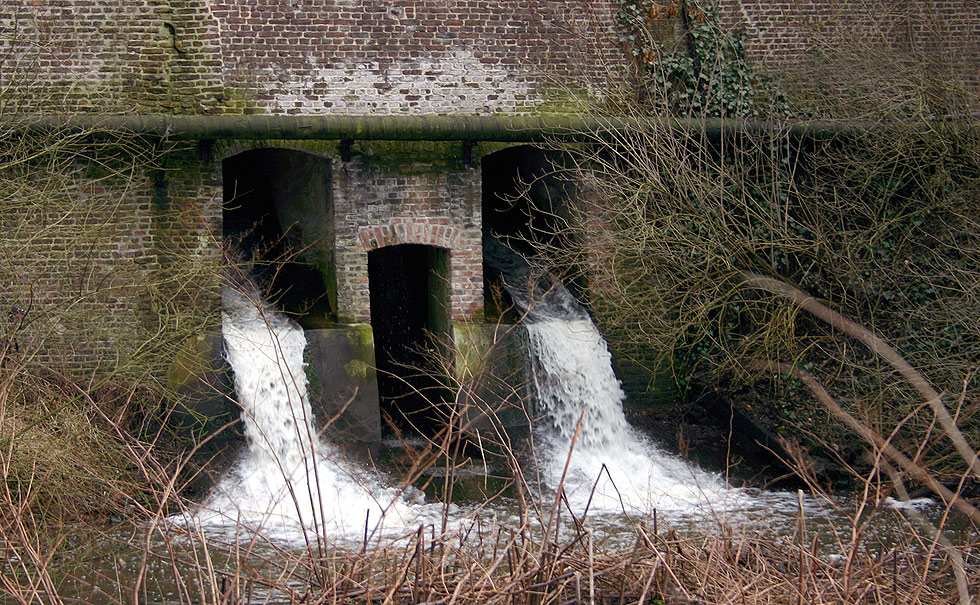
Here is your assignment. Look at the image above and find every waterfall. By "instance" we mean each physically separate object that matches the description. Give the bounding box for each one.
[525,316,727,515]
[195,288,420,540]
[495,254,729,516]
[195,247,737,541]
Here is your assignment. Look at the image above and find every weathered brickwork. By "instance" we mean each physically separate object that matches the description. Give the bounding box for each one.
[1,1,619,115]
[4,171,156,370]
[332,141,484,322]
[210,139,490,322]
[2,145,224,373]
[0,1,227,113]
[5,0,978,373]
[9,1,974,117]
[155,145,224,269]
[716,0,980,95]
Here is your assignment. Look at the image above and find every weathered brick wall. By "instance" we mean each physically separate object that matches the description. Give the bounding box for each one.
[7,0,978,373]
[154,144,224,275]
[10,1,975,116]
[0,0,620,115]
[0,141,224,375]
[716,0,980,96]
[212,139,490,322]
[1,169,156,370]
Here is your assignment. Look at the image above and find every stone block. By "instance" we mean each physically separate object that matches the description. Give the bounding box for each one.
[306,325,382,443]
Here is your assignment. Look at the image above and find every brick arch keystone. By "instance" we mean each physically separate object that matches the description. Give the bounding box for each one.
[357,220,458,252]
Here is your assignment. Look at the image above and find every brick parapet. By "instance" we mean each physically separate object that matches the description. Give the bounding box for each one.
[3,1,977,115]
[715,0,980,97]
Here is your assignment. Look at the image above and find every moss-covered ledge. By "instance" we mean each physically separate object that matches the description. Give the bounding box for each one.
[6,114,867,142]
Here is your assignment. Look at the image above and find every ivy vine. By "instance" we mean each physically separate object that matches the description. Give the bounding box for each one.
[617,0,788,117]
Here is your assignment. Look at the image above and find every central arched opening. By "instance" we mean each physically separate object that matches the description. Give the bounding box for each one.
[368,243,453,438]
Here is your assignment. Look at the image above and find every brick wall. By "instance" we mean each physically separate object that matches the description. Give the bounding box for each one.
[0,139,226,375]
[8,1,974,116]
[332,141,484,322]
[211,139,489,322]
[716,0,980,96]
[1,168,155,370]
[0,0,620,115]
[6,0,978,372]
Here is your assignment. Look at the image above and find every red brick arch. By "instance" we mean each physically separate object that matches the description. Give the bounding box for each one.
[357,219,458,252]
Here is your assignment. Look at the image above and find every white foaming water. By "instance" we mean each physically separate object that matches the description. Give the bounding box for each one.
[526,319,728,515]
[508,278,732,517]
[194,289,429,542]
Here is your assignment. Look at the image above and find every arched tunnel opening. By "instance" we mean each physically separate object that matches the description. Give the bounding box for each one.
[223,148,336,327]
[368,244,454,438]
[481,146,578,319]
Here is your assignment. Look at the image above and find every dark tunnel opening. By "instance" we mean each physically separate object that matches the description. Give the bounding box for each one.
[481,146,577,320]
[368,244,454,438]
[222,149,336,327]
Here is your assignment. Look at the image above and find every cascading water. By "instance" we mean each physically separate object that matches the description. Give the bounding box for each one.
[194,288,423,541]
[493,248,732,517]
[525,317,728,515]
[179,264,917,555]
[495,252,916,545]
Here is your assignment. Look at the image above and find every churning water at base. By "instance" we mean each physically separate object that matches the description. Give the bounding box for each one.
[192,289,430,542]
[513,278,732,518]
[526,318,730,516]
[196,279,731,545]
[179,282,953,557]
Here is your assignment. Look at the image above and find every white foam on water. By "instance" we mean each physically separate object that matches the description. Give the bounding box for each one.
[191,289,441,543]
[886,496,937,511]
[504,274,899,547]
[525,317,731,516]
[176,274,921,554]
[490,266,735,517]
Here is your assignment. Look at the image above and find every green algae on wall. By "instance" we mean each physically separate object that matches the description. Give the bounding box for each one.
[344,324,376,379]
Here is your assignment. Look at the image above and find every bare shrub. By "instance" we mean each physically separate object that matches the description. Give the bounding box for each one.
[532,0,980,489]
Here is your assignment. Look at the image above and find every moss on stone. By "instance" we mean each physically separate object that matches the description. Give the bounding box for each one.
[348,140,463,171]
[344,358,371,380]
[218,87,257,115]
[346,323,374,347]
[167,334,212,390]
[453,322,495,380]
[531,87,593,116]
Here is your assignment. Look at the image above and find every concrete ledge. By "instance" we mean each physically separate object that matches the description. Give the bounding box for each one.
[307,325,382,443]
[306,322,530,444]
[454,322,530,438]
